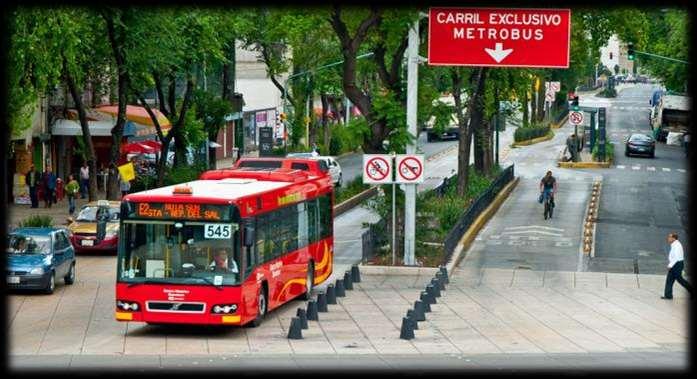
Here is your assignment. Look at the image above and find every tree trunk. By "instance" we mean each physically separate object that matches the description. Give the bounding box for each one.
[522,87,529,127]
[64,63,98,202]
[536,78,546,122]
[321,93,330,154]
[103,12,129,200]
[469,68,489,175]
[172,77,195,169]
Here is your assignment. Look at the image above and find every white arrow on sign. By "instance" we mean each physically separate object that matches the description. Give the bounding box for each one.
[485,43,513,63]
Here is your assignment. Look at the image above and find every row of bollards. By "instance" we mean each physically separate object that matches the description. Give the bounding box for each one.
[583,181,602,255]
[400,265,449,340]
[288,264,361,339]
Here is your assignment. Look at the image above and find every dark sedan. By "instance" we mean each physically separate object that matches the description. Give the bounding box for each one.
[7,228,76,294]
[427,127,460,142]
[625,133,656,158]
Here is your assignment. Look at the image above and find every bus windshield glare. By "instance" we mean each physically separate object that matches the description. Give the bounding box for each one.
[118,221,242,286]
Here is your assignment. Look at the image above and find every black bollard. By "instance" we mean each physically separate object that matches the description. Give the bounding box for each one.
[420,291,433,311]
[351,265,361,283]
[296,308,309,329]
[287,317,303,339]
[426,284,439,301]
[326,284,337,304]
[317,292,329,312]
[335,279,346,297]
[343,271,353,290]
[435,273,446,291]
[406,309,418,330]
[399,317,415,340]
[439,266,449,284]
[414,300,426,321]
[430,279,442,297]
[306,300,319,320]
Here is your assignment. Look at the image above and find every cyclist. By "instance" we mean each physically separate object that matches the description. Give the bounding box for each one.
[539,170,557,216]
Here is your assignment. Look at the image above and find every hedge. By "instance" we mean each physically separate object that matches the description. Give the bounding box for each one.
[514,125,550,142]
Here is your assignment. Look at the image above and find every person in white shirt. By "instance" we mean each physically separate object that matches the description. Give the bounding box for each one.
[80,162,90,199]
[662,232,693,300]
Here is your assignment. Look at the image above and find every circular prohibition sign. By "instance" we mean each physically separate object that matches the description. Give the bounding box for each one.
[569,111,584,125]
[398,157,423,181]
[365,156,390,181]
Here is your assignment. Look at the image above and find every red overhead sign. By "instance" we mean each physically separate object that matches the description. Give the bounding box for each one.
[428,7,571,68]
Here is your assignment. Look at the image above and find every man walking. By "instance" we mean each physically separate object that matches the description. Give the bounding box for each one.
[662,232,693,300]
[80,162,90,199]
[42,166,57,208]
[26,164,40,208]
[65,174,80,215]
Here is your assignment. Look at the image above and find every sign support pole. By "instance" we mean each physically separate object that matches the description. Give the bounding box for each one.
[392,180,396,266]
[404,19,419,266]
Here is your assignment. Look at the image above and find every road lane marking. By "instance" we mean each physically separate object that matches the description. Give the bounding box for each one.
[616,165,625,169]
[504,225,564,232]
[647,167,655,171]
[662,168,671,172]
[677,169,686,173]
[632,166,641,170]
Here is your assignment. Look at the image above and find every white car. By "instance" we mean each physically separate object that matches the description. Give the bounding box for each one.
[287,153,343,187]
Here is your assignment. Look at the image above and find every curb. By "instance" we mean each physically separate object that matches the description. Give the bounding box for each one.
[550,113,569,129]
[357,265,440,276]
[511,131,555,148]
[557,160,612,169]
[333,186,378,217]
[446,176,520,274]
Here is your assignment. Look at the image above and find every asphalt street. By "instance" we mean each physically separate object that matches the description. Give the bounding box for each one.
[583,84,689,274]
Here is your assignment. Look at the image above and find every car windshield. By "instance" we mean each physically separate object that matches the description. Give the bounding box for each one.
[118,221,242,286]
[7,235,51,255]
[76,206,119,222]
[629,135,653,142]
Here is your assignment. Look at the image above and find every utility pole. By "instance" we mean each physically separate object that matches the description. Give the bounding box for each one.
[404,18,419,266]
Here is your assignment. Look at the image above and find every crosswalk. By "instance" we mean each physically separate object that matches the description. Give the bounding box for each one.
[614,164,686,173]
[610,106,650,111]
[517,173,597,182]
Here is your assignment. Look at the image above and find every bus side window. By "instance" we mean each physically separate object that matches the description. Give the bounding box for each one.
[255,215,267,264]
[297,202,308,249]
[307,199,319,244]
[319,194,332,239]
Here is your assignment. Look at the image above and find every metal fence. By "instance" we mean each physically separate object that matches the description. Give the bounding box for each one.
[361,218,387,263]
[554,101,570,125]
[441,164,515,265]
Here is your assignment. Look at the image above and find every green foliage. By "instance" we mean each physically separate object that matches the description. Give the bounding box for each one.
[597,87,618,98]
[592,141,614,162]
[335,176,370,204]
[514,124,551,142]
[163,162,208,186]
[19,215,54,228]
[193,89,233,138]
[329,122,362,156]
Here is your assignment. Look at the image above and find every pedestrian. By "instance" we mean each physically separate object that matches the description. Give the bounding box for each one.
[42,166,57,208]
[80,161,90,199]
[119,174,131,198]
[65,174,80,215]
[662,232,693,300]
[26,164,40,208]
[683,132,690,158]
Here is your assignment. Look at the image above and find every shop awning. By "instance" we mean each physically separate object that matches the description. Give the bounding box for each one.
[96,105,172,137]
[51,119,115,136]
[121,141,159,154]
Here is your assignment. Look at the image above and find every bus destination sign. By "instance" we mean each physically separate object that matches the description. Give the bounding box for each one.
[133,203,229,221]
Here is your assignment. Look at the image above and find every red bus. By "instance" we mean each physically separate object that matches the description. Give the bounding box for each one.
[115,158,334,326]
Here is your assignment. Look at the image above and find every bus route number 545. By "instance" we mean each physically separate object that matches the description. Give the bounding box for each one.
[205,224,232,239]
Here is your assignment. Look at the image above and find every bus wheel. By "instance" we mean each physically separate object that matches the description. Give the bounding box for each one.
[250,285,267,328]
[301,262,314,300]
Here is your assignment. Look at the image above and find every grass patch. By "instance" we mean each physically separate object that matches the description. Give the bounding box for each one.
[335,176,370,204]
[19,215,53,228]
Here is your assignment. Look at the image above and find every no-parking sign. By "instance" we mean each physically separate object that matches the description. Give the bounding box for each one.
[569,111,584,125]
[396,155,425,183]
[363,155,393,184]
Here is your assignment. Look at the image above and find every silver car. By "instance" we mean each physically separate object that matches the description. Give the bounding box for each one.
[287,153,343,187]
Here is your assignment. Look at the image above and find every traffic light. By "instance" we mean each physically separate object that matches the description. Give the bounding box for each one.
[572,95,579,111]
[627,43,635,61]
[280,112,287,121]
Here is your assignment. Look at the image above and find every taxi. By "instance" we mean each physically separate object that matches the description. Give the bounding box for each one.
[67,200,121,253]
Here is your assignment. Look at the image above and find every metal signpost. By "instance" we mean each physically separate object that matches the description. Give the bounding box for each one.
[598,108,606,161]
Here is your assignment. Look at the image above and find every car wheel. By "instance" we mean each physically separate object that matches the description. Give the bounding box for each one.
[650,151,655,158]
[249,285,267,328]
[44,271,56,294]
[625,150,630,157]
[300,262,314,300]
[64,262,76,285]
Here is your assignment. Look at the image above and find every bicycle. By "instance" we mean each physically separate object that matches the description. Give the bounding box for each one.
[542,191,554,220]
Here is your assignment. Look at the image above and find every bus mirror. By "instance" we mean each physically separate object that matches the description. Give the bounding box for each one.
[244,225,255,247]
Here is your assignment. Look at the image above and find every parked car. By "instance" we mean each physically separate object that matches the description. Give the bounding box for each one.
[286,153,343,187]
[6,227,76,294]
[625,133,656,158]
[67,200,121,253]
[427,126,460,142]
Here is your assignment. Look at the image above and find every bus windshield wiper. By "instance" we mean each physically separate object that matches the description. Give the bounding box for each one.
[126,279,163,288]
[193,276,224,291]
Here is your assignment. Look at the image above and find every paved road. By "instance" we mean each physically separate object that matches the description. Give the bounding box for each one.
[581,84,689,274]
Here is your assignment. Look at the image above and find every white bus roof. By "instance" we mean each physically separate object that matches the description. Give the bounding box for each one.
[663,95,691,111]
[125,179,292,203]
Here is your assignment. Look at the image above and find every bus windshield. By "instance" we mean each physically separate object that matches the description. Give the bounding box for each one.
[118,220,241,286]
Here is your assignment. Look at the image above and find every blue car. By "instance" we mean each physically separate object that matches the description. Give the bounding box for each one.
[7,227,76,294]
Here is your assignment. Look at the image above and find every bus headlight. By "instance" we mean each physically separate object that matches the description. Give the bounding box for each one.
[211,304,238,314]
[116,300,140,312]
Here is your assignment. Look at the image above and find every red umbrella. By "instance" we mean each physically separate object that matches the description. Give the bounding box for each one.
[121,142,157,154]
[138,140,162,151]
